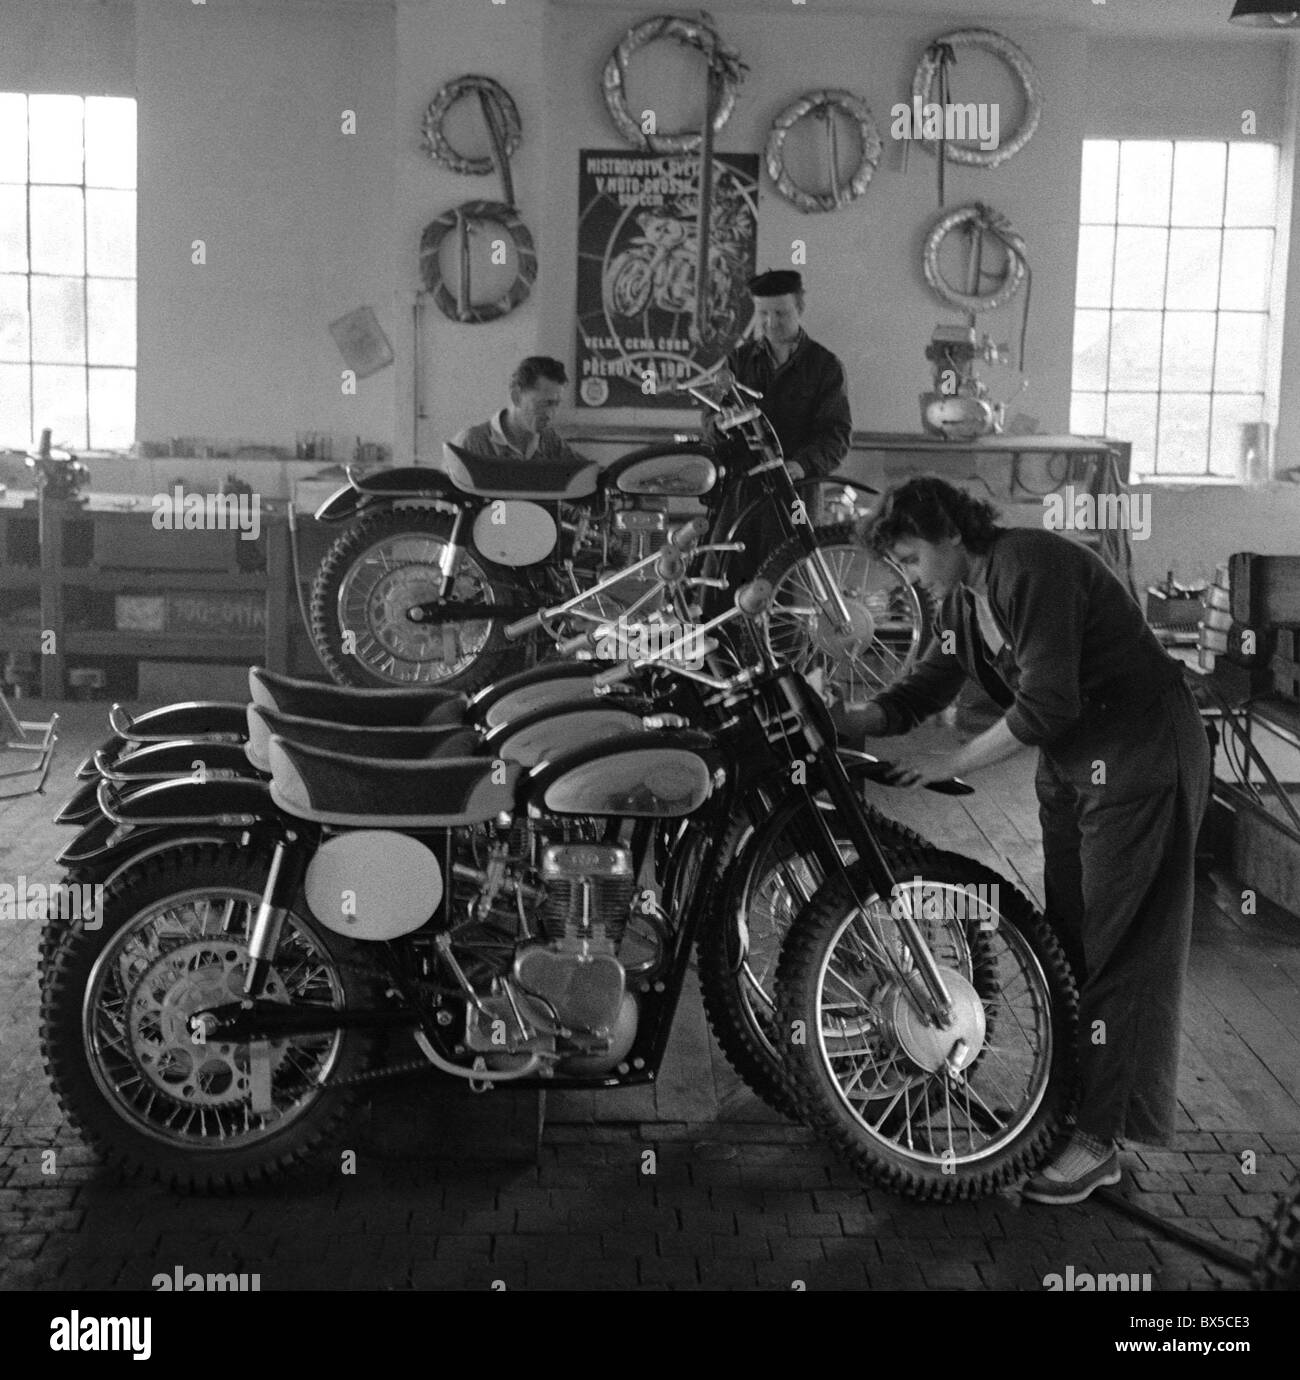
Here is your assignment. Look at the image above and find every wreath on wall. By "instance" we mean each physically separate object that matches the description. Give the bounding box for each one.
[601,13,745,154]
[419,200,537,324]
[765,90,883,214]
[911,28,1041,170]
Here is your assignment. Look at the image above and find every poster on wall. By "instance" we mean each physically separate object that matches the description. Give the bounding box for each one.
[574,149,759,409]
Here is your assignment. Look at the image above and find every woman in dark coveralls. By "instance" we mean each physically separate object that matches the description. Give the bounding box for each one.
[850,477,1210,1204]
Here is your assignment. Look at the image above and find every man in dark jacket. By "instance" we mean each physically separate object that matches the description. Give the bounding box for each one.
[707,270,853,579]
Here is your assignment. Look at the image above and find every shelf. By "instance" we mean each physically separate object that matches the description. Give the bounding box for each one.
[57,567,267,590]
[64,631,264,658]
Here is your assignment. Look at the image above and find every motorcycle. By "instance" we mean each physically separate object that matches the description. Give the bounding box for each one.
[44,524,921,1131]
[307,373,923,703]
[40,576,1075,1199]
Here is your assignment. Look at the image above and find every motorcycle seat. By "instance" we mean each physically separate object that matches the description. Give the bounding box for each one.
[441,442,600,500]
[245,706,479,773]
[249,667,467,727]
[266,735,520,827]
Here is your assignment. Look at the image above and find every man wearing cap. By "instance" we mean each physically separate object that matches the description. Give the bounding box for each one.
[706,270,853,578]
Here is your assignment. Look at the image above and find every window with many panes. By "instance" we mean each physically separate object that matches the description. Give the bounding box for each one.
[1070,139,1279,482]
[0,93,137,452]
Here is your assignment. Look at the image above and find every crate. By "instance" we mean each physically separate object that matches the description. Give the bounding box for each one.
[1229,553,1300,628]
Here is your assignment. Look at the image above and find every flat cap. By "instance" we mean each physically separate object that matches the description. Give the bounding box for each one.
[747,269,803,297]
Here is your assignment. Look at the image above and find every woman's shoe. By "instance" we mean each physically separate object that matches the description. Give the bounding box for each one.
[1022,1132,1121,1205]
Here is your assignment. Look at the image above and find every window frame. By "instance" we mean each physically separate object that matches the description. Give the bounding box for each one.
[1069,136,1285,486]
[0,91,137,453]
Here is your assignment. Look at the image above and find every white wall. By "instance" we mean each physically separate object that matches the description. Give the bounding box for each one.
[6,0,1300,590]
[133,0,396,452]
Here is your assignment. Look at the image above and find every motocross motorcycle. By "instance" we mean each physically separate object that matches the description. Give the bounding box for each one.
[40,579,1075,1199]
[307,373,924,704]
[44,522,923,1125]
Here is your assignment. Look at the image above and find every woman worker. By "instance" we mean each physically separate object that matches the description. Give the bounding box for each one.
[849,476,1210,1204]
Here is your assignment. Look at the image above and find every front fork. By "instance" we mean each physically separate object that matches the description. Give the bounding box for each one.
[741,465,855,631]
[774,673,955,1026]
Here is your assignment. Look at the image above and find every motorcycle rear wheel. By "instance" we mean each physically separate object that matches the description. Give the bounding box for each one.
[777,848,1078,1200]
[39,842,380,1193]
[310,506,525,692]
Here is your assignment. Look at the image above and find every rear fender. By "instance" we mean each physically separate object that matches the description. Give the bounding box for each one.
[101,776,282,829]
[108,701,248,745]
[56,816,248,884]
[97,739,260,785]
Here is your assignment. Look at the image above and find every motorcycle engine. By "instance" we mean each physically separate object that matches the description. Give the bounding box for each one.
[464,839,639,1075]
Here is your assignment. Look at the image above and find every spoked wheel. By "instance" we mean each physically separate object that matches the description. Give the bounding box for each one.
[699,782,929,1121]
[39,843,379,1192]
[777,849,1078,1200]
[1252,1176,1300,1291]
[310,507,525,692]
[755,523,924,708]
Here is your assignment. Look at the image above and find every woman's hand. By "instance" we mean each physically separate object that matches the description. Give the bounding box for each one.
[884,751,964,790]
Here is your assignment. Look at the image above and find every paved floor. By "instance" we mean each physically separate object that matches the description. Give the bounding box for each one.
[2,700,1297,1291]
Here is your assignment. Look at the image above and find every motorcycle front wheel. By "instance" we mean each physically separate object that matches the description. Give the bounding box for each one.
[310,506,526,692]
[699,790,928,1122]
[777,848,1078,1200]
[39,842,380,1192]
[755,523,924,708]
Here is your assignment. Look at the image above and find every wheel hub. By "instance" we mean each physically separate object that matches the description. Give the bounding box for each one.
[882,967,986,1074]
[127,940,289,1108]
[807,595,876,658]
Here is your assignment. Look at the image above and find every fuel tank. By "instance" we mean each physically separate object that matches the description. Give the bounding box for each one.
[522,729,722,818]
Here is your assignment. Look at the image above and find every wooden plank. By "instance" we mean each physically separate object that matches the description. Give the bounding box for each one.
[1187,950,1300,1119]
[1175,1031,1255,1132]
[1180,976,1300,1130]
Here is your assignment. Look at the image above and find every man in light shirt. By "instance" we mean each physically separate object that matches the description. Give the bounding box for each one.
[448,356,587,464]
